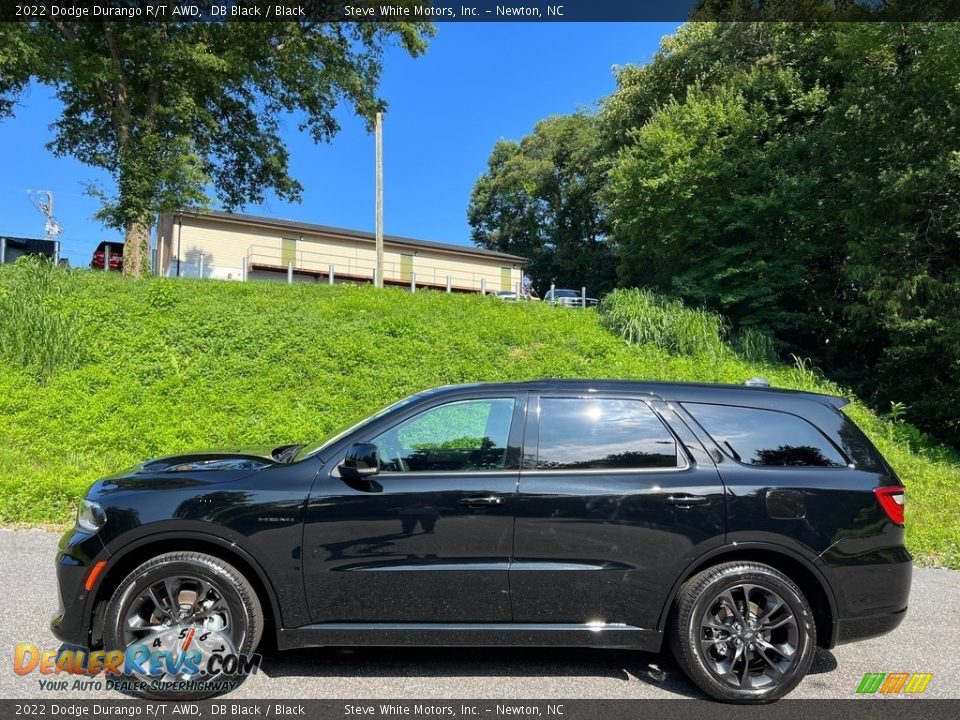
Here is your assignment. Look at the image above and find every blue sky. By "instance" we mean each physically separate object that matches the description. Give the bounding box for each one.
[0,22,678,267]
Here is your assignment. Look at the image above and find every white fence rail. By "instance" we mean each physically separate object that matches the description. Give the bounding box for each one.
[243,243,519,294]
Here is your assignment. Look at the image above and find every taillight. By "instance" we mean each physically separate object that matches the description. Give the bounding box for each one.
[875,486,905,525]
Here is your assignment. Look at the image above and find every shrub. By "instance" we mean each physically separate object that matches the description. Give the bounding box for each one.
[0,256,83,382]
[731,327,779,365]
[598,287,727,357]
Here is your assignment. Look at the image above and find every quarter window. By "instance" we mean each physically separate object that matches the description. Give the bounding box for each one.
[536,398,679,470]
[372,398,515,472]
[684,403,847,468]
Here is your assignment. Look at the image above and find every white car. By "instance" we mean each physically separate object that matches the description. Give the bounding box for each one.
[544,288,597,307]
[489,290,540,302]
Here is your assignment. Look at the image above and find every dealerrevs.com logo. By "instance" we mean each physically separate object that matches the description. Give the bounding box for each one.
[14,627,261,694]
[856,672,934,695]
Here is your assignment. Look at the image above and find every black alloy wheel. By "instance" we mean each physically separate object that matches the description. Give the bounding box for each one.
[103,552,263,699]
[670,561,816,703]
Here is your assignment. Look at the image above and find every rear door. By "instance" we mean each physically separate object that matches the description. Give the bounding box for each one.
[510,393,726,631]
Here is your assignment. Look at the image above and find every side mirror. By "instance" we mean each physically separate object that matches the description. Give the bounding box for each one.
[340,442,381,479]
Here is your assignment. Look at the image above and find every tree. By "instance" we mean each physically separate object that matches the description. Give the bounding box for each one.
[604,51,845,349]
[604,22,960,446]
[0,17,433,276]
[468,113,615,296]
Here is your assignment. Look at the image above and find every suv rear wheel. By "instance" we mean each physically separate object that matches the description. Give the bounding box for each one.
[669,561,816,703]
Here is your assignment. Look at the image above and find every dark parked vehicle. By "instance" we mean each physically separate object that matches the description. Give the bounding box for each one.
[90,240,123,271]
[53,380,910,703]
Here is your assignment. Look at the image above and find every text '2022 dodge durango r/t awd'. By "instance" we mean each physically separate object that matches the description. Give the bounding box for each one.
[52,380,910,703]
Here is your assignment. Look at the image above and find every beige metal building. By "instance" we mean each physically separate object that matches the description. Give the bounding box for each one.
[156,210,526,294]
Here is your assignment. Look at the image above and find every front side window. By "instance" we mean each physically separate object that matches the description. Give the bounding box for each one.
[684,403,848,468]
[536,398,680,470]
[372,398,516,473]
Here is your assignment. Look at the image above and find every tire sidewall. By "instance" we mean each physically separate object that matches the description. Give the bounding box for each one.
[678,565,816,703]
[104,554,258,700]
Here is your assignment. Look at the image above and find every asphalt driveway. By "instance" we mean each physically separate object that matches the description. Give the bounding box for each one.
[1,529,956,700]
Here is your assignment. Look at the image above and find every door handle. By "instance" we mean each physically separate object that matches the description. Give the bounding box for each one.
[665,494,710,508]
[459,495,503,507]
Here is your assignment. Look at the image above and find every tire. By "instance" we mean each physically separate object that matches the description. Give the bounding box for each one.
[104,552,263,700]
[669,561,816,703]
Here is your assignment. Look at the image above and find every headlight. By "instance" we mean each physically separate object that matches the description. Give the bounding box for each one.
[76,499,106,533]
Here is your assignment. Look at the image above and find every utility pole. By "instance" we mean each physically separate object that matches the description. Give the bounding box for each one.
[29,189,63,244]
[375,111,384,288]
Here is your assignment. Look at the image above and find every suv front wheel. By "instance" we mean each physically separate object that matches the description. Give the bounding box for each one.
[670,561,816,703]
[103,551,263,699]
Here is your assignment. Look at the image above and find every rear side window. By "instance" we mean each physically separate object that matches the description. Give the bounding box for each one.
[537,398,679,470]
[684,403,848,468]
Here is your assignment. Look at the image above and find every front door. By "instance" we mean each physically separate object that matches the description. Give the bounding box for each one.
[303,394,524,623]
[510,394,726,631]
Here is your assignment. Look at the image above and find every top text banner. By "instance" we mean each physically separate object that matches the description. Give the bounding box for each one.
[2,0,959,22]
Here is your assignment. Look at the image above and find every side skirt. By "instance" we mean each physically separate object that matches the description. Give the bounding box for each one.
[276,623,661,652]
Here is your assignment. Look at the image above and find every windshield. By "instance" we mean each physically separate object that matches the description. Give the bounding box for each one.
[554,289,578,298]
[292,393,422,462]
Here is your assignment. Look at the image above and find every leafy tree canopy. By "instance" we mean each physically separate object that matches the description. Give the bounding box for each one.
[0,18,433,275]
[468,113,615,296]
[472,22,960,445]
[604,22,960,445]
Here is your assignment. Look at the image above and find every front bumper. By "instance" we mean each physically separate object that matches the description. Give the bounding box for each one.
[49,527,109,647]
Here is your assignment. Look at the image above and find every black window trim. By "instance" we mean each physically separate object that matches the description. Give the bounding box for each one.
[679,401,854,471]
[524,393,691,475]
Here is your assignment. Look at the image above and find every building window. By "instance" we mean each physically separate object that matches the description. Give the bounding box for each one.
[400,253,414,283]
[501,267,512,292]
[281,238,297,268]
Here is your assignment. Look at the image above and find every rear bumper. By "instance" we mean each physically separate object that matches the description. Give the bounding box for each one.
[836,606,908,645]
[816,544,911,648]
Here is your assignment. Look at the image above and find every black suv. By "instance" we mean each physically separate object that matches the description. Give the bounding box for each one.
[52,380,910,703]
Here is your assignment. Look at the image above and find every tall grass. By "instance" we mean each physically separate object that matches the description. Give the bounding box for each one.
[599,288,782,366]
[731,327,780,365]
[0,256,83,382]
[598,288,727,357]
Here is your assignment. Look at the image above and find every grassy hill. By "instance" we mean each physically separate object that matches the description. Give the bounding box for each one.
[1,260,957,568]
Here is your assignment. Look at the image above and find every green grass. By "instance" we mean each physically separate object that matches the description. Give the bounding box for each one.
[598,288,728,358]
[0,256,84,382]
[1,261,957,567]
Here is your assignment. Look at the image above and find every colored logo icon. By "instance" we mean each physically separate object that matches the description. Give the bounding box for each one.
[856,672,933,694]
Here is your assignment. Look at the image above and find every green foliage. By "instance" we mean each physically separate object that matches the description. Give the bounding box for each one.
[0,267,957,566]
[730,327,779,365]
[471,22,960,447]
[601,22,960,448]
[598,288,727,358]
[468,114,615,296]
[0,257,83,382]
[0,20,434,274]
